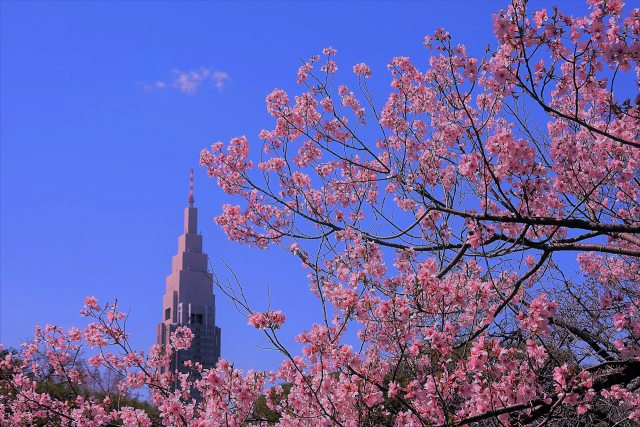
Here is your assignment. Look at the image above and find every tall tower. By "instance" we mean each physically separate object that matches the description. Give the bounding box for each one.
[156,169,221,374]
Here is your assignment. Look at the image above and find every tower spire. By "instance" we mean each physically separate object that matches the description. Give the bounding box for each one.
[188,168,194,207]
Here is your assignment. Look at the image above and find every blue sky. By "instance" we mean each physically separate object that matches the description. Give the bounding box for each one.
[1,0,594,372]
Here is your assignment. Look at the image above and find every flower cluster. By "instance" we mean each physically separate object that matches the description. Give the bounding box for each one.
[247,310,286,330]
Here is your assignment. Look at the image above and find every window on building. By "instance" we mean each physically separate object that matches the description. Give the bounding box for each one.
[190,313,204,324]
[165,308,171,321]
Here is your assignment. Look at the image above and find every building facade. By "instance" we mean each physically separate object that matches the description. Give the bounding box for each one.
[156,172,221,374]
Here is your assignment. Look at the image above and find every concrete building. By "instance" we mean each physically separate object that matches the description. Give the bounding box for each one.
[156,170,221,374]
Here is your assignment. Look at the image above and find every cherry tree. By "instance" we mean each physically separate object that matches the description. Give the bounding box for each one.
[2,0,639,425]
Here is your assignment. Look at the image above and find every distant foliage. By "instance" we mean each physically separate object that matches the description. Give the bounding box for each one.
[2,0,639,425]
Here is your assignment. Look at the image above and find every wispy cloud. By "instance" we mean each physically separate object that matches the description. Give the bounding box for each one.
[142,67,230,93]
[142,80,167,91]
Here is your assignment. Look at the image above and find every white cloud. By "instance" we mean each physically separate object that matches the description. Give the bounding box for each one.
[141,80,167,92]
[210,70,230,91]
[142,67,230,94]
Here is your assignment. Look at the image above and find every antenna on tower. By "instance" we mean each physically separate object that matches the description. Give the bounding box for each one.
[188,168,195,207]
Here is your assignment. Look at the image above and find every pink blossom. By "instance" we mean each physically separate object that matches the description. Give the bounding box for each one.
[248,310,286,330]
[353,62,372,77]
[170,326,194,350]
[84,296,99,310]
[322,46,337,56]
